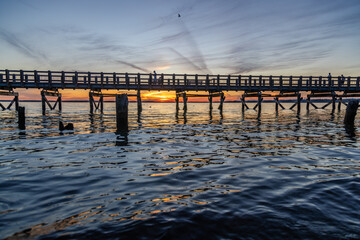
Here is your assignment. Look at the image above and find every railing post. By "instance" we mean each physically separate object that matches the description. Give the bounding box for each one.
[173,73,176,87]
[259,75,262,90]
[269,75,273,90]
[5,69,10,87]
[48,70,52,87]
[161,73,164,88]
[34,70,39,87]
[125,72,129,87]
[217,74,220,90]
[184,74,187,88]
[347,76,351,89]
[309,76,312,88]
[195,74,198,90]
[289,76,293,89]
[137,73,141,87]
[100,72,104,87]
[237,75,241,88]
[74,71,78,86]
[357,77,360,91]
[20,70,24,87]
[206,74,209,90]
[88,72,91,88]
[113,72,117,85]
[149,73,152,86]
[298,76,302,89]
[61,71,65,88]
[279,75,283,90]
[227,74,230,90]
[249,75,252,90]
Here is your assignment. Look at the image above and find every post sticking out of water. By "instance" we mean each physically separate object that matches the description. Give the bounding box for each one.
[137,90,142,112]
[209,94,213,110]
[41,91,46,115]
[18,106,25,130]
[175,93,179,111]
[116,94,128,134]
[218,92,225,111]
[183,92,187,111]
[344,100,359,127]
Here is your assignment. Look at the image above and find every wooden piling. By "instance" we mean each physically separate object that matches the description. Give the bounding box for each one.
[18,106,25,130]
[137,90,142,112]
[257,92,262,112]
[183,92,187,111]
[41,91,46,115]
[218,92,225,111]
[344,100,359,126]
[297,93,301,113]
[175,93,179,111]
[116,94,128,133]
[209,94,213,110]
[89,92,94,114]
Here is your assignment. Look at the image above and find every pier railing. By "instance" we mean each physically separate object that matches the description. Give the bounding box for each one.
[1,70,359,92]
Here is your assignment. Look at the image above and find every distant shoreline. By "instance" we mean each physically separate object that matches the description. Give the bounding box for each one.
[1,99,358,103]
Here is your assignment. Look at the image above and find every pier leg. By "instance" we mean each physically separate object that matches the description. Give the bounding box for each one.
[344,100,359,126]
[241,96,245,112]
[297,93,301,113]
[306,97,310,111]
[18,106,25,130]
[176,93,179,111]
[58,95,62,112]
[15,96,19,111]
[41,91,46,115]
[100,95,104,113]
[218,92,225,112]
[116,94,128,134]
[257,92,262,112]
[89,92,94,114]
[275,97,279,112]
[137,90,142,112]
[338,97,342,111]
[183,92,187,112]
[209,94,213,110]
[332,93,336,113]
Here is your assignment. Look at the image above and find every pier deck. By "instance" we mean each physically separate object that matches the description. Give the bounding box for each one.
[1,70,359,92]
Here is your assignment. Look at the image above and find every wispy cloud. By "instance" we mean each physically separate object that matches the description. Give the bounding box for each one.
[0,28,47,61]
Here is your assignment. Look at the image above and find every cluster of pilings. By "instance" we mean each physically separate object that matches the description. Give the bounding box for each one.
[175,91,225,113]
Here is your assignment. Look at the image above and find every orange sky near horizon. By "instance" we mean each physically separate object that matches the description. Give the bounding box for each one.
[13,89,245,102]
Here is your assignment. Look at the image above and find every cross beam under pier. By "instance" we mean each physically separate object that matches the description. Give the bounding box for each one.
[0,88,19,111]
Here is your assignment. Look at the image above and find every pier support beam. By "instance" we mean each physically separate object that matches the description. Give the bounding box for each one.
[183,92,187,112]
[218,92,225,112]
[41,89,61,115]
[241,91,268,112]
[274,92,302,113]
[137,90,142,112]
[175,93,180,111]
[306,92,337,111]
[0,88,19,111]
[116,94,128,134]
[209,95,213,110]
[89,90,104,114]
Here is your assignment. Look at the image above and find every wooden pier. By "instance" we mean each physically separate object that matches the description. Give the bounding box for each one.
[1,69,359,92]
[1,69,360,131]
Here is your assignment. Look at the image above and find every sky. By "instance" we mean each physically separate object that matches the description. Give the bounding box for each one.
[0,0,360,101]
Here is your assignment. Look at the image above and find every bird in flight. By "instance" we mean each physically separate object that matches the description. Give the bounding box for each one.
[178,13,181,17]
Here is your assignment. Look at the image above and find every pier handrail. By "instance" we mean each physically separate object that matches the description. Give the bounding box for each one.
[1,69,359,92]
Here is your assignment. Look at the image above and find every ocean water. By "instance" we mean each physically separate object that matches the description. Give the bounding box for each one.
[1,102,360,239]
